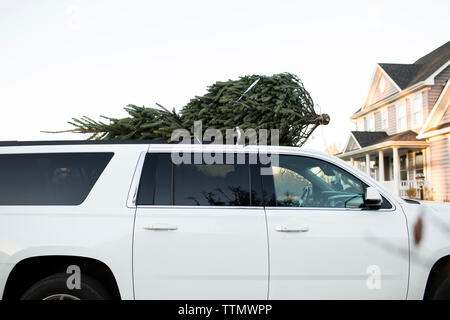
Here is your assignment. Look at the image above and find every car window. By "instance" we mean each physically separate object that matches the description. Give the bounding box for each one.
[137,153,172,205]
[272,166,312,207]
[0,153,113,205]
[137,153,260,206]
[174,161,249,206]
[268,155,366,208]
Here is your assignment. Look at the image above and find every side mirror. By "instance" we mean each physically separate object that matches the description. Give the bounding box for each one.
[364,187,382,209]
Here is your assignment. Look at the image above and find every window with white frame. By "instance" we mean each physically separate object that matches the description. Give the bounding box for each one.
[411,93,423,128]
[367,113,375,131]
[381,107,388,129]
[396,101,407,132]
[356,118,364,131]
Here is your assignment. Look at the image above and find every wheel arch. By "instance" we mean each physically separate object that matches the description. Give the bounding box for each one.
[2,255,121,300]
[423,254,450,299]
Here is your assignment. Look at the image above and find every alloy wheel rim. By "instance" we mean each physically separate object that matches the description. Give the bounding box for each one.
[42,294,80,300]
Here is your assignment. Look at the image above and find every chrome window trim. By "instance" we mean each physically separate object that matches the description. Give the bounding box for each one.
[136,205,265,210]
[262,206,395,212]
[135,205,394,212]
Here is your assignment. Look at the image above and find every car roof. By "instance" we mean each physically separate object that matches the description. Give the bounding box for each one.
[0,140,330,158]
[0,140,165,146]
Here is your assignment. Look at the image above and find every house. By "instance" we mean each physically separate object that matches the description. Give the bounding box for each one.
[338,41,450,201]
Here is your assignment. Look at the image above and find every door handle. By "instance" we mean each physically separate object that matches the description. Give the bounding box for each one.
[275,225,309,232]
[143,223,178,231]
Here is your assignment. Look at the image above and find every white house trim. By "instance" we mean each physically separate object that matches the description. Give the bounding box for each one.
[362,66,382,109]
[363,65,401,111]
[418,126,450,139]
[418,80,450,138]
[377,64,402,92]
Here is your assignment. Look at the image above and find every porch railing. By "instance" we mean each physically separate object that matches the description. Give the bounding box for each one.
[400,180,417,197]
[381,180,425,198]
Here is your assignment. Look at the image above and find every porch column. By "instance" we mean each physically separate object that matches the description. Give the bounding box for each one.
[392,147,400,196]
[425,147,432,183]
[378,150,384,182]
[365,153,370,176]
[350,157,354,167]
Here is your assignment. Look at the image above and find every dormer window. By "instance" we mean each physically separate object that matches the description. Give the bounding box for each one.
[366,113,375,131]
[356,118,364,131]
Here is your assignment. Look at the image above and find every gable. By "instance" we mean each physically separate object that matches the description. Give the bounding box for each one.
[344,134,360,152]
[440,107,450,125]
[364,66,400,108]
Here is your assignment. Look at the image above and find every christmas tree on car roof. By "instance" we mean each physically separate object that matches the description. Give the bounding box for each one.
[49,73,329,146]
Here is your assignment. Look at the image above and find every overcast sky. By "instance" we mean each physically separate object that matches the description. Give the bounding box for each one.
[1,0,449,150]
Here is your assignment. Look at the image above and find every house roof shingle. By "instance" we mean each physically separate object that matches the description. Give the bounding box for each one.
[378,63,422,89]
[351,131,388,148]
[350,130,424,149]
[379,41,450,89]
[383,130,425,142]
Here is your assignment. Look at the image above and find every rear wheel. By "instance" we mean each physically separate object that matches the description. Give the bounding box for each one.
[20,273,112,300]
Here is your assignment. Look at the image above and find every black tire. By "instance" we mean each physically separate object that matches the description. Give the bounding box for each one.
[433,277,450,300]
[20,272,112,300]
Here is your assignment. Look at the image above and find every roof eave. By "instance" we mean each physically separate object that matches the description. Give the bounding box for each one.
[417,126,450,139]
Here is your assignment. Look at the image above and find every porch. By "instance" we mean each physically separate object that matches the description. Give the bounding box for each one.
[339,131,430,198]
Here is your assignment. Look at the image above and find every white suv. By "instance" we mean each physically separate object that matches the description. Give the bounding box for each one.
[0,140,449,300]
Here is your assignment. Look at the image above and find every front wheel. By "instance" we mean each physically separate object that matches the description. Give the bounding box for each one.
[21,273,112,300]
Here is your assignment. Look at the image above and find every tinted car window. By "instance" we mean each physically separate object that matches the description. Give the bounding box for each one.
[0,153,113,205]
[137,153,172,205]
[264,155,392,209]
[174,162,249,206]
[137,153,257,206]
[250,163,264,206]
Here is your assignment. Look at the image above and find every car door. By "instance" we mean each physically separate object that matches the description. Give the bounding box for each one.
[263,154,409,299]
[133,152,268,299]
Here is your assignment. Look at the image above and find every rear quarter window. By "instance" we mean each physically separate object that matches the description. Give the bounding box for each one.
[0,152,113,205]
